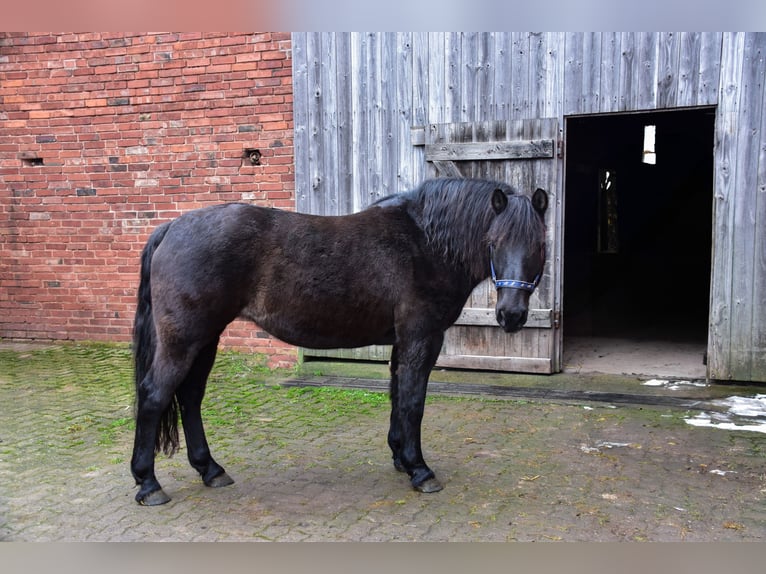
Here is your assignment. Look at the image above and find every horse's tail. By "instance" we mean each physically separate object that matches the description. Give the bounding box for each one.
[133,221,180,456]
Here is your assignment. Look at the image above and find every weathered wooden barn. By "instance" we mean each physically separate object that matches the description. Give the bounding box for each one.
[291,32,766,383]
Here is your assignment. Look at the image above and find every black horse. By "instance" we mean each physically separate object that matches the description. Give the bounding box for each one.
[130,177,548,505]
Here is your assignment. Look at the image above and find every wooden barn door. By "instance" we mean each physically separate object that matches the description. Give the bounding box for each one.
[302,118,562,374]
[423,118,561,373]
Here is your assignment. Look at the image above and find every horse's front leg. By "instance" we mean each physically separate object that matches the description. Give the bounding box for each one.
[389,331,444,493]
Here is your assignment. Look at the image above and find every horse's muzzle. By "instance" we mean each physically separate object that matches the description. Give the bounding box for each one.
[496,308,528,333]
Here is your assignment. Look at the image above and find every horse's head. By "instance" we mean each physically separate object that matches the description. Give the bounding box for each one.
[487,187,548,333]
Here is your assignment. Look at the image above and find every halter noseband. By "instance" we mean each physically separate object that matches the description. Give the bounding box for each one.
[489,246,540,293]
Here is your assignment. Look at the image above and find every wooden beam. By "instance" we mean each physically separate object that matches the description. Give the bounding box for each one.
[425,139,554,161]
[436,354,552,373]
[431,160,464,177]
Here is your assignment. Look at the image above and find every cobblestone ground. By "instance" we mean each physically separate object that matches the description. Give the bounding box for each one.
[1,343,765,541]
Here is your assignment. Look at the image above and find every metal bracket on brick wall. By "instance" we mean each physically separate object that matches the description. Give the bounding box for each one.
[242,148,261,166]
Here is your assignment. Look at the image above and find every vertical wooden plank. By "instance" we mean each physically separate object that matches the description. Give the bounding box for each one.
[471,120,487,179]
[521,120,536,193]
[319,33,340,215]
[444,32,460,122]
[544,32,564,119]
[753,33,766,381]
[657,32,680,109]
[305,33,324,215]
[528,32,546,119]
[618,32,637,111]
[506,119,526,192]
[461,32,478,122]
[678,32,702,107]
[494,33,512,120]
[500,120,515,188]
[564,32,584,116]
[291,33,310,213]
[411,33,428,128]
[581,32,602,114]
[534,32,564,118]
[709,32,745,379]
[367,33,384,205]
[530,118,559,368]
[548,116,564,372]
[730,33,766,380]
[429,32,446,124]
[490,120,510,182]
[396,33,415,192]
[477,33,494,121]
[350,33,369,212]
[514,118,549,365]
[541,118,559,366]
[335,33,354,214]
[411,32,429,184]
[637,32,659,110]
[698,32,723,106]
[600,32,621,113]
[526,118,557,313]
[511,32,530,118]
[456,122,474,176]
[379,33,397,200]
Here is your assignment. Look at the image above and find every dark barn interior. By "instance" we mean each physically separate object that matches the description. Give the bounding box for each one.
[563,108,716,370]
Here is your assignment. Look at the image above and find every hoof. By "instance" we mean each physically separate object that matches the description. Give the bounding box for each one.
[414,477,443,493]
[393,458,406,473]
[137,488,171,506]
[205,472,235,488]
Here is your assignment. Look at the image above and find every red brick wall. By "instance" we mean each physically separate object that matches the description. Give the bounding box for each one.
[0,32,297,367]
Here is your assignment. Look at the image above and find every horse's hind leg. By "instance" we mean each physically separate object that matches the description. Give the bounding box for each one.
[176,339,234,488]
[131,352,190,506]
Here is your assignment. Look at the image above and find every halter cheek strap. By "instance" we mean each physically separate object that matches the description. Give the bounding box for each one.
[489,247,540,293]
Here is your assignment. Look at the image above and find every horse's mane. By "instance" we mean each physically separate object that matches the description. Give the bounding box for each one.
[372,178,545,280]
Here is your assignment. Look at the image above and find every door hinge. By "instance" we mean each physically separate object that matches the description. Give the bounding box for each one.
[553,311,561,329]
[557,139,564,159]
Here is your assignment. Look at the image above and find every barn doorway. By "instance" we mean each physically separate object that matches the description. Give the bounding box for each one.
[563,107,715,379]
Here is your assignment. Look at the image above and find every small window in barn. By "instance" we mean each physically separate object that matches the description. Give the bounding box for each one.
[597,169,619,254]
[642,124,656,165]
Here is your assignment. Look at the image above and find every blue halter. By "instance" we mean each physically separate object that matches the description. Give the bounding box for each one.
[489,246,540,293]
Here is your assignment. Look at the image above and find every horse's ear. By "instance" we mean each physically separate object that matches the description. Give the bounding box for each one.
[531,188,548,217]
[491,188,508,214]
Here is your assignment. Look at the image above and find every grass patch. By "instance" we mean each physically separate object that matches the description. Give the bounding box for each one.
[98,416,134,446]
[285,386,388,415]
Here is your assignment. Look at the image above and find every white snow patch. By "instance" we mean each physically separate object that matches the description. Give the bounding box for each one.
[709,469,737,476]
[596,441,631,449]
[685,395,766,434]
[643,379,668,387]
[643,379,708,390]
[580,441,635,454]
